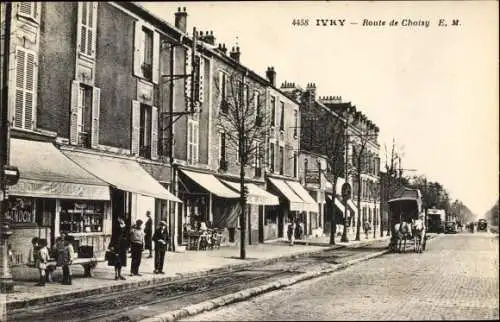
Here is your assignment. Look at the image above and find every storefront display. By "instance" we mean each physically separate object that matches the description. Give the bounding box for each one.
[60,200,105,233]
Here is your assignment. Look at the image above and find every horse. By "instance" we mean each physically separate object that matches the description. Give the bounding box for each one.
[411,218,426,253]
[393,221,412,253]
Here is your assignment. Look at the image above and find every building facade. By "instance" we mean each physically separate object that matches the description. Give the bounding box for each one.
[321,97,381,237]
[3,2,181,273]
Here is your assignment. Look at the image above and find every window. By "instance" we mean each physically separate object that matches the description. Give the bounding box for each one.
[14,48,37,130]
[134,21,159,84]
[139,104,152,159]
[293,152,298,178]
[70,81,100,148]
[293,109,298,137]
[279,101,285,131]
[131,101,158,159]
[18,2,39,21]
[77,84,93,147]
[219,71,228,114]
[219,132,227,170]
[269,143,275,172]
[142,27,153,81]
[279,146,284,175]
[79,2,97,57]
[270,96,276,127]
[187,120,199,165]
[255,92,262,126]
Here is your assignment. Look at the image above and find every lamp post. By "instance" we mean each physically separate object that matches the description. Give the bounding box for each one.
[373,183,379,239]
[340,116,350,243]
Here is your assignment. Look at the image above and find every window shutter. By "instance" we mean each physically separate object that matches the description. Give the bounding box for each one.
[198,56,204,103]
[152,31,160,84]
[133,21,144,77]
[89,3,98,57]
[70,80,81,145]
[185,47,192,102]
[131,100,141,155]
[14,49,25,128]
[25,50,36,129]
[151,106,159,160]
[91,87,100,148]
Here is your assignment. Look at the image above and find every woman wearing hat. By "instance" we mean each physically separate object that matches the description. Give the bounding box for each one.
[152,220,169,274]
[108,217,128,280]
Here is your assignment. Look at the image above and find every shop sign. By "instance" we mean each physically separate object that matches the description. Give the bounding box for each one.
[305,169,320,184]
[8,198,36,224]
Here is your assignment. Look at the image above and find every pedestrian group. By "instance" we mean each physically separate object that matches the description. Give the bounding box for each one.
[106,211,170,280]
[29,210,169,286]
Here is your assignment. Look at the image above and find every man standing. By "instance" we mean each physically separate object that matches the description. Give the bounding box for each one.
[152,220,169,274]
[129,219,144,276]
[144,211,153,258]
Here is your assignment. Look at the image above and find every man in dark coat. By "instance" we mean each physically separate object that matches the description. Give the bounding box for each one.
[152,220,169,274]
[144,211,153,258]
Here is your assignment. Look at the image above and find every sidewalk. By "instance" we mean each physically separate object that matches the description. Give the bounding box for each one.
[5,236,388,310]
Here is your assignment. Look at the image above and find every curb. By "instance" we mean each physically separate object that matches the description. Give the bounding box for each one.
[8,245,340,311]
[140,248,390,322]
[140,235,440,322]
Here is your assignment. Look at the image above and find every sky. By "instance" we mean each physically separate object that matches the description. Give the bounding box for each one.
[140,1,499,217]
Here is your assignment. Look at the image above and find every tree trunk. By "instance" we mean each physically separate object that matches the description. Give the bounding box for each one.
[239,142,246,260]
[355,172,361,241]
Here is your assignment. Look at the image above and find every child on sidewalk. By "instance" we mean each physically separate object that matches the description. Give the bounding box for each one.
[36,239,49,286]
[62,235,75,285]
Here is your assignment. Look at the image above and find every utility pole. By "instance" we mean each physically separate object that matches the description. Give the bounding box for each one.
[0,2,14,293]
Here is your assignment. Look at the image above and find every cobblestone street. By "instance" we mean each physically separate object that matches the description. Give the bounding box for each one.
[183,233,499,321]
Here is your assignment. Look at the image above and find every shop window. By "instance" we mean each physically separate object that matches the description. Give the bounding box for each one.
[60,200,105,233]
[265,207,278,225]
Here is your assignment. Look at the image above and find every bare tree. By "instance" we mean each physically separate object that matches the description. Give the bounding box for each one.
[214,68,269,259]
[301,102,346,244]
[348,116,378,241]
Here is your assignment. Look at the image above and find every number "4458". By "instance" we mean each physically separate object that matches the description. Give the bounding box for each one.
[292,19,309,26]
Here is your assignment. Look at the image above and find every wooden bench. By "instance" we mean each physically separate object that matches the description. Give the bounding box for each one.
[26,257,99,282]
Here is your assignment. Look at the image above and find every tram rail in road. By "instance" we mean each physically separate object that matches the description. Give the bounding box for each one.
[9,241,390,322]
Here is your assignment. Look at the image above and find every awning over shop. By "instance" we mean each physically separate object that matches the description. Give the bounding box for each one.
[286,181,318,213]
[180,170,239,198]
[220,180,279,206]
[9,139,110,200]
[63,151,181,203]
[267,178,304,212]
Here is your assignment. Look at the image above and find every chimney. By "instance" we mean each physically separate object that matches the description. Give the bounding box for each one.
[229,46,241,62]
[266,67,276,87]
[306,83,316,106]
[204,30,215,45]
[174,7,188,33]
[217,43,228,55]
[319,95,342,104]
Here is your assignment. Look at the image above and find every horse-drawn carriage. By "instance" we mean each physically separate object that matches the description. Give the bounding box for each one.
[388,187,427,253]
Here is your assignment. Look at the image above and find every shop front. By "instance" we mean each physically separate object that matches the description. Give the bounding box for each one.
[219,179,279,244]
[8,139,111,270]
[61,149,181,248]
[266,177,316,240]
[177,169,240,245]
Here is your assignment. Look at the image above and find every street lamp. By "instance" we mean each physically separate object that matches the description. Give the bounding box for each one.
[372,183,379,239]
